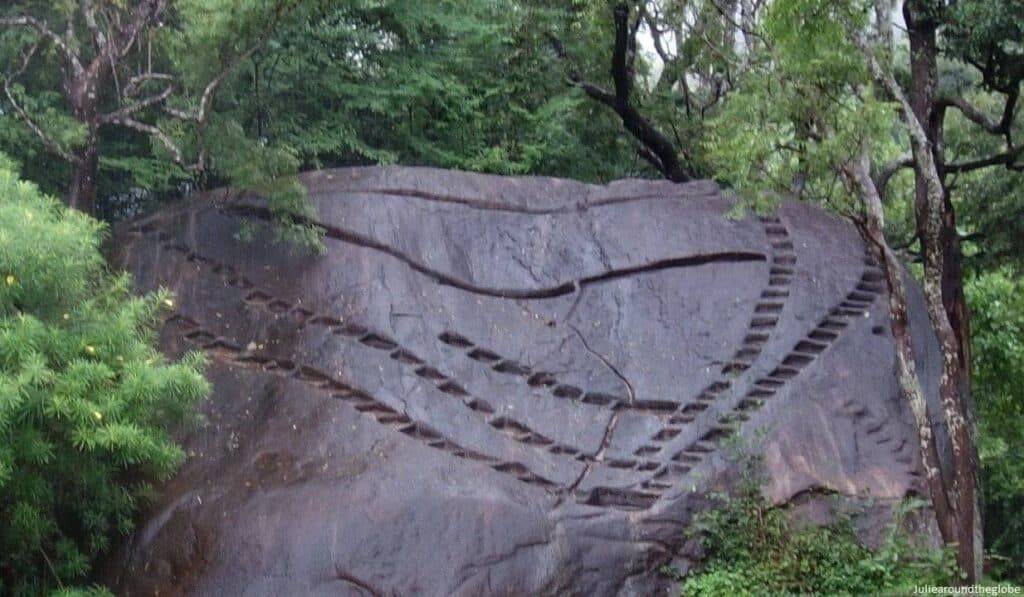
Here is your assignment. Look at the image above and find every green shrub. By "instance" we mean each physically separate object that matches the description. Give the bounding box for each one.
[0,158,209,595]
[967,269,1024,583]
[678,453,957,596]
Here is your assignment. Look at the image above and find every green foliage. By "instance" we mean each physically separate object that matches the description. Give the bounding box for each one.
[679,454,958,596]
[0,160,209,595]
[961,210,1024,271]
[204,120,324,250]
[50,587,113,597]
[0,0,322,248]
[967,269,1024,582]
[1,1,639,245]
[943,0,1024,91]
[202,0,638,183]
[704,0,901,214]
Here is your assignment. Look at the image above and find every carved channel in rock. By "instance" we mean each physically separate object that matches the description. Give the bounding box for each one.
[221,204,766,300]
[300,184,718,215]
[132,213,795,509]
[167,312,564,490]
[437,329,630,410]
[637,245,889,505]
[573,215,797,508]
[135,226,603,469]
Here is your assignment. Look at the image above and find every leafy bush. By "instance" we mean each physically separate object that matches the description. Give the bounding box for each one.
[0,157,209,595]
[968,270,1024,582]
[678,453,957,596]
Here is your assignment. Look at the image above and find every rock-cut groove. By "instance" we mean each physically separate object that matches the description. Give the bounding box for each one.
[222,205,766,299]
[311,184,719,215]
[167,314,564,492]
[137,227,600,467]
[572,215,797,508]
[591,241,885,510]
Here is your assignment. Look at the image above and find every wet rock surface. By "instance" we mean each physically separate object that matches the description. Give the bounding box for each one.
[103,167,945,596]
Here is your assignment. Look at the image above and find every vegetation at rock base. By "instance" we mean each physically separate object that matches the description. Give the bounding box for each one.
[0,155,209,595]
[0,0,1021,591]
[675,454,958,595]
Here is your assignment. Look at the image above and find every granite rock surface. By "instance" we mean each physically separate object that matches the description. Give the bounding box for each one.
[103,167,946,596]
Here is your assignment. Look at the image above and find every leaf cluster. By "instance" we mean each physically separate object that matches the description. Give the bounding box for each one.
[967,270,1024,582]
[0,159,209,595]
[679,452,958,596]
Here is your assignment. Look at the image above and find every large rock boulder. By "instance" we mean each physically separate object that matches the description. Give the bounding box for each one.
[103,167,945,595]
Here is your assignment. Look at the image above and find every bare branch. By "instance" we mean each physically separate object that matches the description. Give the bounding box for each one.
[603,4,692,181]
[100,84,174,123]
[873,0,894,58]
[114,0,169,59]
[937,91,1018,136]
[709,0,763,43]
[124,72,174,97]
[2,41,81,164]
[0,15,83,75]
[637,145,665,173]
[855,37,939,192]
[611,4,633,106]
[3,84,81,165]
[163,43,262,125]
[6,38,37,80]
[874,152,913,198]
[644,11,674,65]
[104,112,195,170]
[945,145,1024,173]
[160,0,296,126]
[549,10,692,182]
[82,0,110,57]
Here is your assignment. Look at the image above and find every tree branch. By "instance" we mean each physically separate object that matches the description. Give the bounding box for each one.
[104,112,197,170]
[601,4,692,181]
[81,0,111,58]
[162,40,262,125]
[611,4,633,106]
[114,0,169,59]
[874,152,913,198]
[937,91,1018,136]
[637,145,666,172]
[857,32,979,573]
[644,10,674,65]
[945,145,1024,173]
[100,84,174,123]
[548,11,692,182]
[0,15,84,75]
[124,72,174,97]
[2,41,81,165]
[708,0,763,44]
[855,37,940,196]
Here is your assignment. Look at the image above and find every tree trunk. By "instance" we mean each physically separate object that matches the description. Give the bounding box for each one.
[68,139,98,215]
[939,111,984,591]
[63,58,104,217]
[904,0,982,581]
[847,147,957,544]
